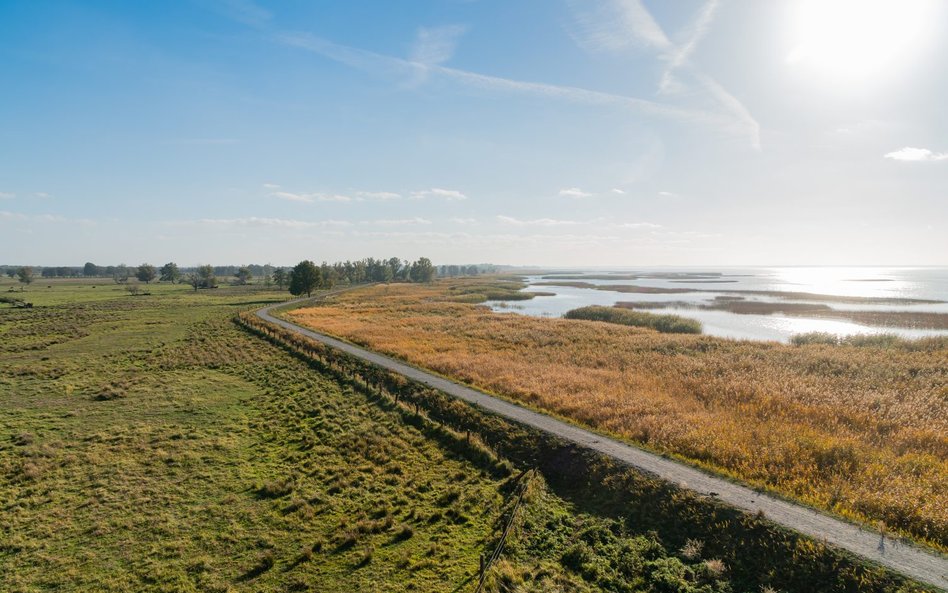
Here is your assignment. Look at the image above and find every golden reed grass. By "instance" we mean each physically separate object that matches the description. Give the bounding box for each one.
[290,281,948,548]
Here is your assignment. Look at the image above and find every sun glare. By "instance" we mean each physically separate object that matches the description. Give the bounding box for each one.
[787,0,935,81]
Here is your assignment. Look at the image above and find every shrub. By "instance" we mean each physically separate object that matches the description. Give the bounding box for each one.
[564,305,702,334]
[790,332,838,346]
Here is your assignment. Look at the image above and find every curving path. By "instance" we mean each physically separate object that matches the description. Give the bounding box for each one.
[256,298,948,591]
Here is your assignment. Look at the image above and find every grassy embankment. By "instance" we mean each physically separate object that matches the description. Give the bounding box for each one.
[247,302,936,592]
[1,278,743,593]
[288,278,948,551]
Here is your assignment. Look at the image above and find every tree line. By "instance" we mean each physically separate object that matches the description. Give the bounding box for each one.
[4,257,467,293]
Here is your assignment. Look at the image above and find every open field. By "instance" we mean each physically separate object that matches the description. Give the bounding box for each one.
[1,278,748,592]
[289,278,948,550]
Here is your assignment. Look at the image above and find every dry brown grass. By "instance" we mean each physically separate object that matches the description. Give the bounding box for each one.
[289,280,948,549]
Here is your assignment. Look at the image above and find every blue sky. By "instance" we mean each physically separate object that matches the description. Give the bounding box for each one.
[1,0,946,266]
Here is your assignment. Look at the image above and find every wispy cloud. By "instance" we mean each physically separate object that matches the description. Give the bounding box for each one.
[450,217,477,225]
[410,188,468,200]
[33,192,51,199]
[658,191,678,197]
[269,191,352,203]
[274,27,751,143]
[658,0,720,94]
[207,0,272,27]
[262,183,281,189]
[357,191,402,200]
[0,210,94,224]
[610,188,626,194]
[565,0,671,53]
[558,187,593,199]
[614,221,662,229]
[363,217,432,226]
[210,0,757,147]
[316,194,353,202]
[497,215,578,226]
[694,73,760,150]
[178,217,351,229]
[884,147,948,162]
[565,0,759,148]
[270,191,314,203]
[408,25,466,86]
[0,192,14,200]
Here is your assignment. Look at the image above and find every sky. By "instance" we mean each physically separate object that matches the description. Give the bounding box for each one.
[1,0,946,267]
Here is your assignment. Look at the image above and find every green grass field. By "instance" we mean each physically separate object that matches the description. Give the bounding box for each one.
[1,278,743,592]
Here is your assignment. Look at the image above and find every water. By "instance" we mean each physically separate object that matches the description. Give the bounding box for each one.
[488,267,948,342]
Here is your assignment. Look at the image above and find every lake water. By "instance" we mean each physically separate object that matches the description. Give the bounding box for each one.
[488,267,948,342]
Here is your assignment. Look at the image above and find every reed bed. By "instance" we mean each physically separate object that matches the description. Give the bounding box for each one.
[290,280,948,549]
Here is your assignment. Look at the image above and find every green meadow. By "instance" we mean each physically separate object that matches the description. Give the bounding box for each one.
[1,278,743,592]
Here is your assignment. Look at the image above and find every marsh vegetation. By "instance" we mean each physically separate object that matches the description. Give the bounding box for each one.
[290,278,948,550]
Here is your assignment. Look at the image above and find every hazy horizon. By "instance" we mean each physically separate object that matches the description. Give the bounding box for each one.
[2,0,946,266]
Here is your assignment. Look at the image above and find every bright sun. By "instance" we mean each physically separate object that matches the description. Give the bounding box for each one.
[787,0,936,81]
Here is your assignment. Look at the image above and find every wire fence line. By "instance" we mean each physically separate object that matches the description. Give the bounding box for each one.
[474,468,535,593]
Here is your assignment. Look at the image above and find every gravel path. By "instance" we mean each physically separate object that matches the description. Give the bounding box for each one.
[257,299,948,590]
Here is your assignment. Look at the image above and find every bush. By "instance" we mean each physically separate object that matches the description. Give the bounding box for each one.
[790,332,839,346]
[564,305,702,334]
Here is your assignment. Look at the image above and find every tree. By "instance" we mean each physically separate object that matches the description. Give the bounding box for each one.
[83,262,98,277]
[5,269,15,279]
[136,263,157,284]
[186,273,201,292]
[272,268,287,290]
[387,257,402,281]
[320,262,338,289]
[16,267,34,287]
[197,265,217,289]
[160,262,180,284]
[288,260,321,297]
[262,264,273,288]
[234,266,252,285]
[409,257,435,283]
[113,264,129,284]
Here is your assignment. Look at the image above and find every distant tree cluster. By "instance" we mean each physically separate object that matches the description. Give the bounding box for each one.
[281,256,436,297]
[4,255,448,294]
[186,265,218,292]
[437,264,480,277]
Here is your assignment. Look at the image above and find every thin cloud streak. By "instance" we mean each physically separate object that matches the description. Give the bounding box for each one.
[659,0,720,94]
[357,191,402,200]
[410,188,467,200]
[408,25,466,86]
[274,29,754,143]
[565,0,760,148]
[497,215,579,226]
[559,187,593,199]
[269,191,352,203]
[565,0,671,53]
[363,217,432,226]
[0,210,95,225]
[175,217,351,229]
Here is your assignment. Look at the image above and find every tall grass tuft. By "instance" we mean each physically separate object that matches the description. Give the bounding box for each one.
[564,305,702,334]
